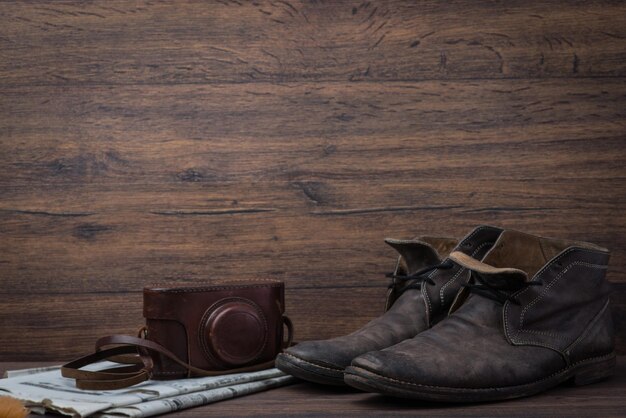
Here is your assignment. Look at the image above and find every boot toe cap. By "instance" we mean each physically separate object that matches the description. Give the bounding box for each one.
[350,349,424,382]
[283,340,350,370]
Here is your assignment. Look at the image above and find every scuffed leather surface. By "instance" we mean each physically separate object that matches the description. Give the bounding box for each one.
[351,232,614,390]
[567,299,615,363]
[423,226,503,321]
[385,238,447,274]
[505,248,611,353]
[286,289,430,369]
[384,236,454,310]
[352,293,565,388]
[286,226,504,370]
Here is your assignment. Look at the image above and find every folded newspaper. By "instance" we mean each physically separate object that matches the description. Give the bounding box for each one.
[0,362,296,417]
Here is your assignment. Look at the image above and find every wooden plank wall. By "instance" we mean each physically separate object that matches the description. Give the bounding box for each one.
[0,0,625,360]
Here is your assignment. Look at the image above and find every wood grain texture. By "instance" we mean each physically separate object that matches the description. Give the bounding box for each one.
[1,80,624,293]
[2,359,626,417]
[0,0,625,361]
[1,0,625,84]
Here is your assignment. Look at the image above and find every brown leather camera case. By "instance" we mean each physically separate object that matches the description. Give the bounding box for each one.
[62,279,292,389]
[145,280,286,379]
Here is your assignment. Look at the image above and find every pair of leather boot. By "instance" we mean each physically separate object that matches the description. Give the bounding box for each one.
[276,226,615,402]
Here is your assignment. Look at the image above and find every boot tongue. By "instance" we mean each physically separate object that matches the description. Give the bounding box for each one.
[384,238,443,274]
[448,251,527,290]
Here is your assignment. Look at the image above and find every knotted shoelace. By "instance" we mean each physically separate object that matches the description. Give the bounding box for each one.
[386,260,454,296]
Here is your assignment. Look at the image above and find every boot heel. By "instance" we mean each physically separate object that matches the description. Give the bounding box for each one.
[572,354,616,386]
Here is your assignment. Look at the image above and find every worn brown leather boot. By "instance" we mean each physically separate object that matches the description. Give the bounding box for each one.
[276,226,503,385]
[345,229,614,402]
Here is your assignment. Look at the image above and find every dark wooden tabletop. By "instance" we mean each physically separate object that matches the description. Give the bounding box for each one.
[2,359,624,417]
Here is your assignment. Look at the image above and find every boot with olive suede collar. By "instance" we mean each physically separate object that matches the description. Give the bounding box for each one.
[276,226,503,385]
[345,229,614,402]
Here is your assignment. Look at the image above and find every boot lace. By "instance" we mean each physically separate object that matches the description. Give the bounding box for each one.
[462,273,541,305]
[386,260,454,295]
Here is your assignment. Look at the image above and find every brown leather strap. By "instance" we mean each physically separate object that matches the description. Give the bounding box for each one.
[61,346,152,390]
[282,315,294,348]
[62,315,295,390]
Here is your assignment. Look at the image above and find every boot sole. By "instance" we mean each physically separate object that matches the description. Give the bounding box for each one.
[344,352,616,402]
[275,352,346,386]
